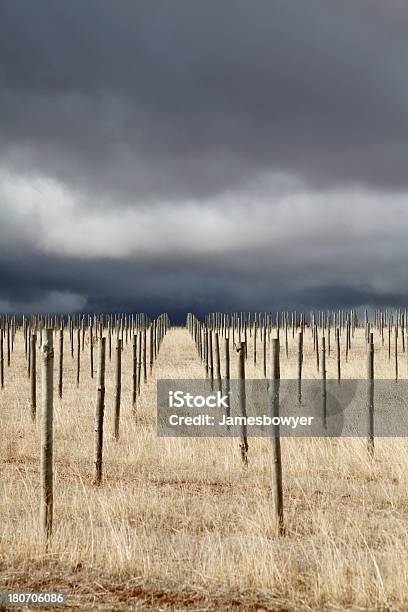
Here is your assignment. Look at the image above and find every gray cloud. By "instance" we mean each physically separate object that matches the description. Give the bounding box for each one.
[0,0,407,319]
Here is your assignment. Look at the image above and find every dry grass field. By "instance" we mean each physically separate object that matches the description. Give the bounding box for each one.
[1,324,408,610]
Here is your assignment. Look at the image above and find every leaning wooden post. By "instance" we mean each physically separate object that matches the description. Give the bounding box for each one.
[113,337,122,440]
[238,341,248,465]
[40,329,54,546]
[30,333,37,420]
[94,337,106,485]
[367,333,374,457]
[270,337,284,535]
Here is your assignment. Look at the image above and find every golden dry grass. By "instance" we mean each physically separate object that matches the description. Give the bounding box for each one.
[1,324,408,610]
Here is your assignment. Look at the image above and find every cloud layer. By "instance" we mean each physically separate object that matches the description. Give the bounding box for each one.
[0,1,407,319]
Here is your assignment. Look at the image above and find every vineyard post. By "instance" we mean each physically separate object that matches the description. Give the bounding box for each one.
[321,336,327,428]
[113,337,122,440]
[40,329,54,546]
[30,333,37,420]
[76,328,80,387]
[132,335,137,408]
[270,337,284,535]
[367,333,374,457]
[238,341,248,465]
[94,337,106,485]
[225,335,230,424]
[297,330,303,402]
[215,332,221,390]
[336,328,341,381]
[58,328,63,399]
[0,331,3,389]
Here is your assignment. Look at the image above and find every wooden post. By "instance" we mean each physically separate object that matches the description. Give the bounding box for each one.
[270,337,284,535]
[321,336,327,429]
[137,331,142,395]
[0,331,3,389]
[367,333,374,457]
[58,328,63,399]
[7,322,10,367]
[94,337,106,485]
[76,328,80,387]
[90,323,94,379]
[215,332,221,389]
[297,330,303,402]
[40,329,54,546]
[209,331,214,388]
[263,325,267,377]
[238,341,248,464]
[336,327,341,381]
[30,333,37,420]
[132,334,137,408]
[143,327,147,383]
[149,325,154,373]
[113,338,122,440]
[224,335,230,424]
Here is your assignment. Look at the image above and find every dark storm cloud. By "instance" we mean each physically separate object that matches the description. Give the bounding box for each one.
[1,0,408,318]
[1,0,408,201]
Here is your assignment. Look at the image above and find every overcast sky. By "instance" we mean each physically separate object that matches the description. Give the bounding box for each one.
[1,1,407,321]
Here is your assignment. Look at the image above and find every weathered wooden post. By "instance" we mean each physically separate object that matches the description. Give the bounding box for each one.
[143,327,147,383]
[113,337,122,440]
[297,330,303,402]
[58,328,63,399]
[336,327,341,381]
[321,336,327,429]
[7,322,10,367]
[76,328,80,387]
[270,337,284,535]
[90,323,94,379]
[367,333,374,457]
[40,329,54,546]
[94,337,106,485]
[0,331,3,389]
[149,325,154,373]
[263,325,267,377]
[137,331,142,394]
[132,334,137,408]
[209,331,214,389]
[238,341,248,465]
[224,335,230,425]
[30,333,37,420]
[215,332,221,390]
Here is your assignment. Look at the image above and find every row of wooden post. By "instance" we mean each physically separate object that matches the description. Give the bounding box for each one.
[187,313,382,535]
[4,313,170,546]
